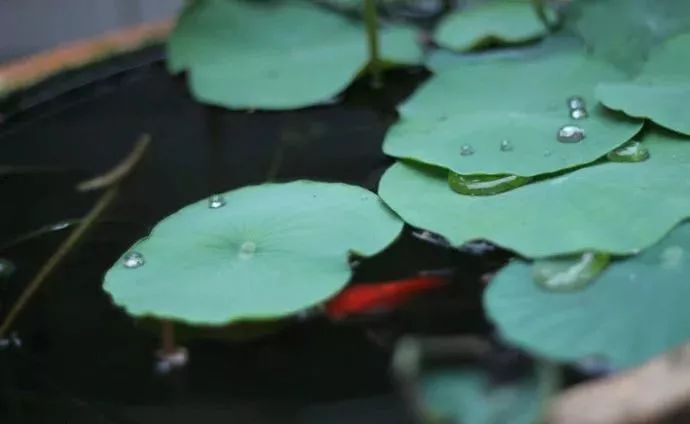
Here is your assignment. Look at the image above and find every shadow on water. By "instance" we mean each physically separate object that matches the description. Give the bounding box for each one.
[0,54,506,423]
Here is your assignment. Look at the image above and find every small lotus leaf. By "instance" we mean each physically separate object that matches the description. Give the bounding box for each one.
[384,51,642,177]
[434,1,552,52]
[597,33,690,136]
[421,368,539,424]
[104,181,403,325]
[378,128,690,257]
[485,221,690,369]
[168,0,422,109]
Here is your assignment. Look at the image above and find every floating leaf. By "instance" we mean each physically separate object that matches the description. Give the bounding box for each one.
[168,0,422,109]
[378,128,690,257]
[104,182,403,325]
[596,33,690,136]
[485,221,690,369]
[421,368,540,424]
[565,0,690,74]
[384,51,642,178]
[434,0,553,52]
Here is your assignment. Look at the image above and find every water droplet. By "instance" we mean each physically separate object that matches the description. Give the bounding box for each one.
[460,144,474,156]
[660,245,684,271]
[533,251,610,291]
[570,108,588,120]
[607,140,650,163]
[499,139,513,152]
[448,172,531,196]
[239,241,257,260]
[208,194,226,209]
[567,96,586,110]
[557,125,586,143]
[543,149,552,157]
[123,252,145,269]
[0,258,15,278]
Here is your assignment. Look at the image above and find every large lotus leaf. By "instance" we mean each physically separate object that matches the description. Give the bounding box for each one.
[104,182,403,325]
[596,33,690,136]
[565,0,690,74]
[485,221,690,369]
[378,128,690,257]
[421,368,539,424]
[168,0,422,109]
[384,51,642,177]
[434,1,552,52]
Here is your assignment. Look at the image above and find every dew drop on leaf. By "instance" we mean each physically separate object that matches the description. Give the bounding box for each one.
[500,139,513,152]
[533,251,610,291]
[567,96,586,111]
[557,125,586,143]
[570,108,588,120]
[607,140,650,163]
[123,252,145,269]
[448,172,531,196]
[208,194,226,209]
[460,144,475,156]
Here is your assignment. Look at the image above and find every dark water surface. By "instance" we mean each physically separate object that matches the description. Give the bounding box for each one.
[0,52,505,423]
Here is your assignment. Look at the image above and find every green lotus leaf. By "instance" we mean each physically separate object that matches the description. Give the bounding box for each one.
[378,128,690,257]
[104,181,403,325]
[596,33,690,136]
[485,221,690,369]
[434,0,553,52]
[168,0,422,110]
[421,368,540,424]
[384,51,643,177]
[565,0,690,74]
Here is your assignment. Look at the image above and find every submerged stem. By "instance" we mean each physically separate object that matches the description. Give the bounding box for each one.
[0,187,118,338]
[161,320,176,355]
[0,135,150,339]
[536,359,562,423]
[363,0,383,88]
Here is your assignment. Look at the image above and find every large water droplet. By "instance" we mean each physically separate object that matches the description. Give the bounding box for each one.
[448,172,531,196]
[533,251,610,291]
[567,96,586,110]
[557,125,586,143]
[499,139,513,152]
[208,194,226,209]
[0,258,15,278]
[123,252,145,269]
[607,140,650,163]
[239,241,257,260]
[570,108,588,120]
[460,144,474,156]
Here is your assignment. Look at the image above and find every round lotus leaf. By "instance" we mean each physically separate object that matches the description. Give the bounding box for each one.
[434,1,553,52]
[168,0,422,110]
[384,51,643,178]
[485,221,690,369]
[104,181,403,325]
[378,128,690,257]
[421,368,539,424]
[597,33,690,136]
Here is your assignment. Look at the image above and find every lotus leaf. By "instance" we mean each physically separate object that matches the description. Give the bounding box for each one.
[104,181,403,325]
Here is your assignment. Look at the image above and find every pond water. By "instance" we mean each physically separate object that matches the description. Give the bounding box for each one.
[0,49,508,423]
